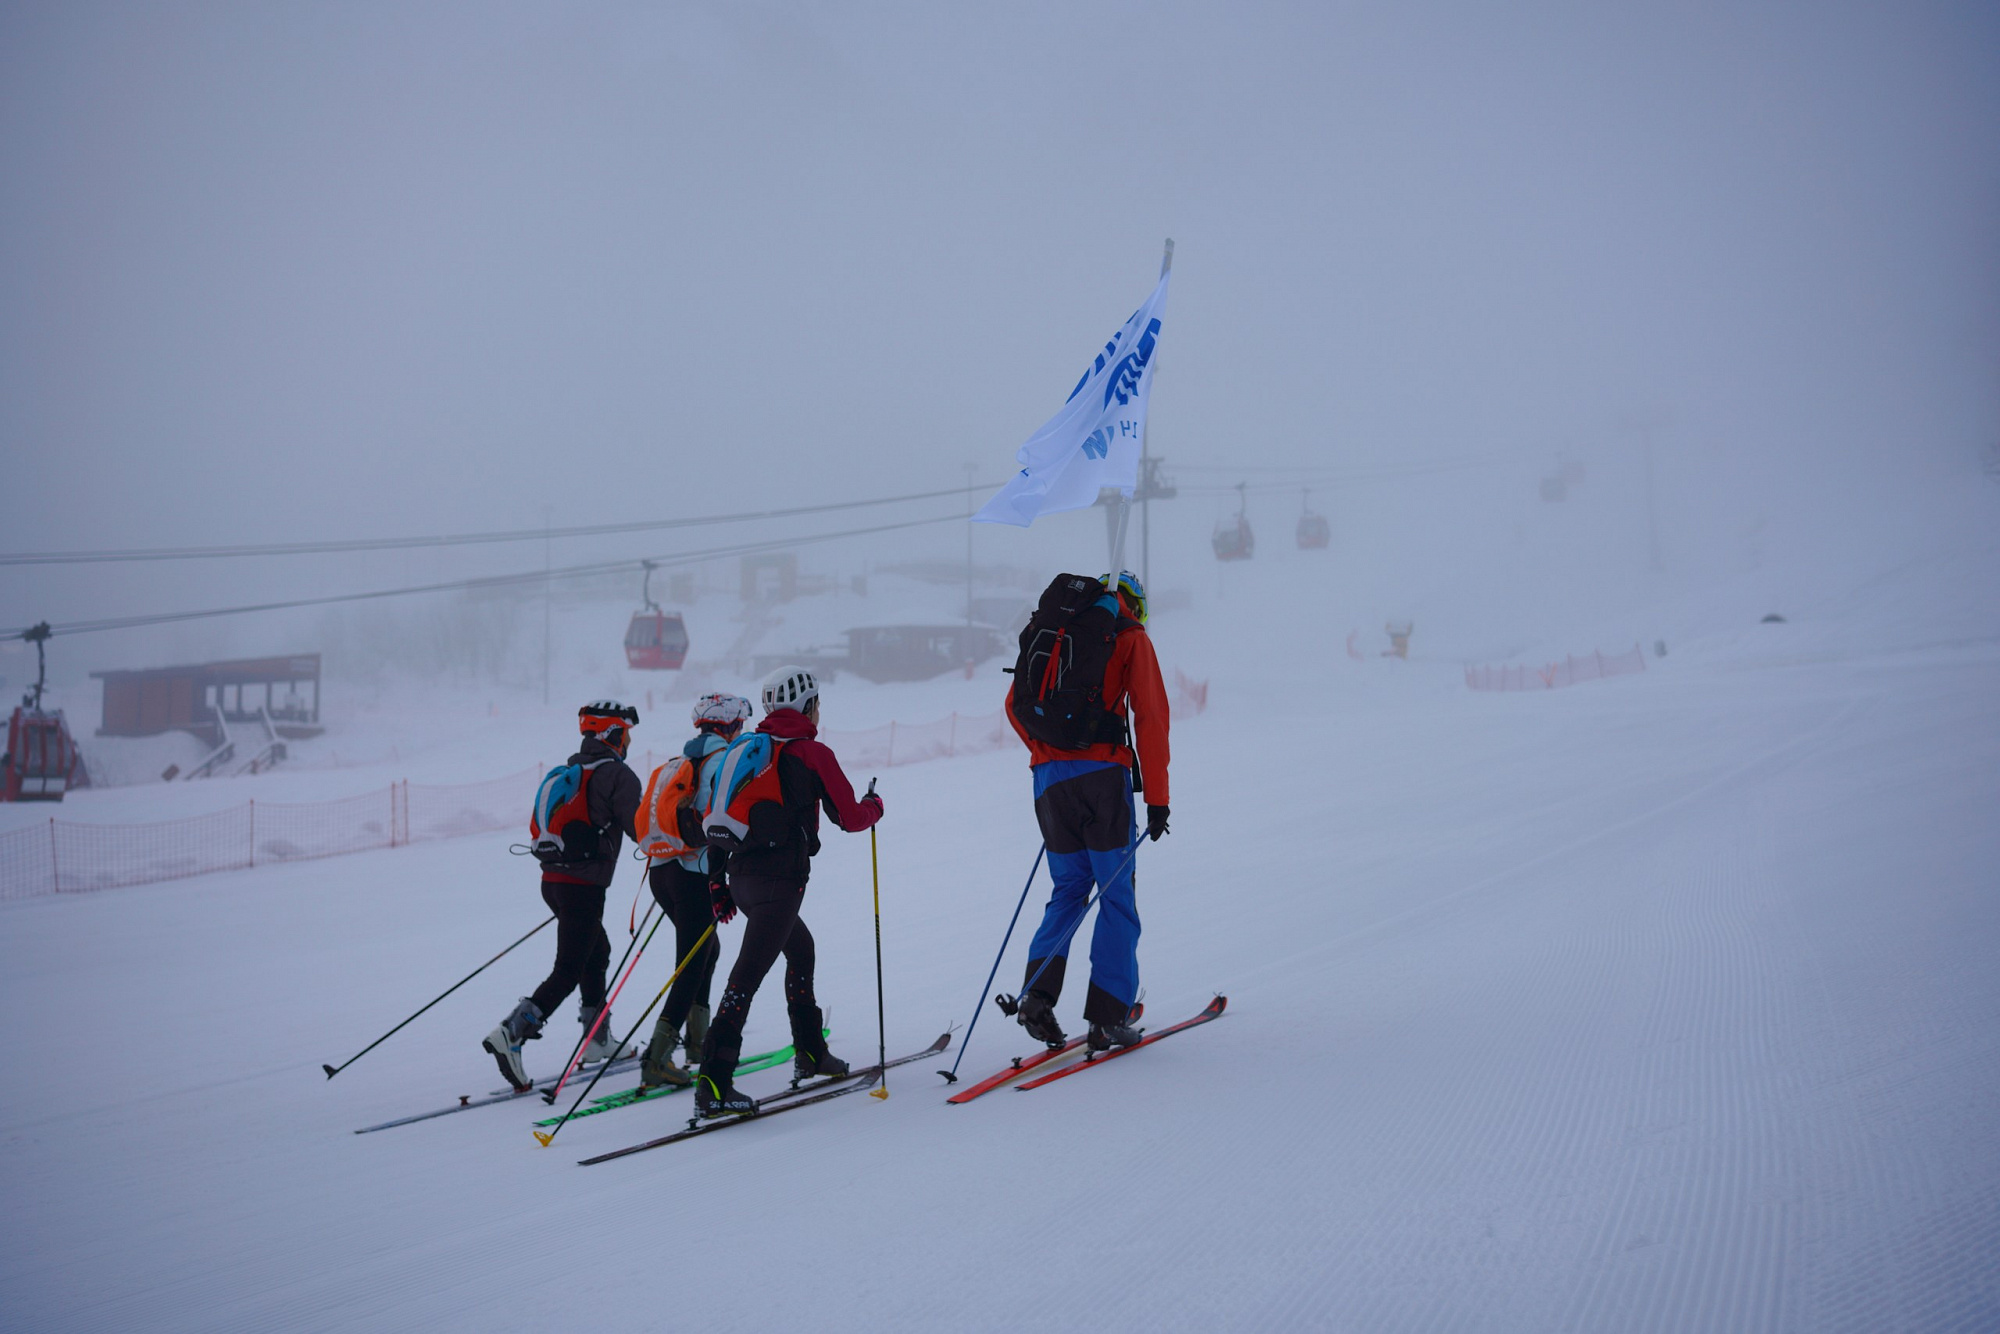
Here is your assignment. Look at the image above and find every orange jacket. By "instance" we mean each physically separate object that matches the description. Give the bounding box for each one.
[1005,621,1171,805]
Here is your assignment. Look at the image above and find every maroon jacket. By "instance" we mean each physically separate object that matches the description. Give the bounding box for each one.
[726,709,883,884]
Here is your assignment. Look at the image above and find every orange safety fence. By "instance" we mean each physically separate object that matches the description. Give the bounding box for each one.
[0,768,538,903]
[820,711,1018,770]
[629,711,1024,779]
[1,707,1046,903]
[1465,644,1647,692]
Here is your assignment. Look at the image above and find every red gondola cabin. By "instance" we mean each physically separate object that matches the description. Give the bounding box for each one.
[3,706,85,801]
[624,611,690,671]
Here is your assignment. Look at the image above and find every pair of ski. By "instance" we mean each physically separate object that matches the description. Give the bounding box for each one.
[576,1030,951,1165]
[354,1037,802,1135]
[532,1029,828,1127]
[354,1052,641,1134]
[946,995,1227,1103]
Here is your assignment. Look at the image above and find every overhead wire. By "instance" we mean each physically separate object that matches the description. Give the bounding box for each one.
[0,483,983,567]
[3,510,968,641]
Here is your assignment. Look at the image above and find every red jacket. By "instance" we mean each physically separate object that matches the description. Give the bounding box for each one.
[1005,621,1171,805]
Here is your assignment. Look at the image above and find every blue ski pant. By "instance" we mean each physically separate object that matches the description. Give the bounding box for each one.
[1024,761,1139,1027]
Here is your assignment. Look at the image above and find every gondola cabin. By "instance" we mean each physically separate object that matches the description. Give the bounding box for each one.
[3,706,84,801]
[1296,488,1330,549]
[624,610,690,671]
[1213,515,1254,561]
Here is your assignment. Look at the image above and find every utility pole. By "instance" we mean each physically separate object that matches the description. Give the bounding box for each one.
[1137,455,1176,593]
[1641,424,1663,574]
[542,507,552,706]
[1110,237,1173,574]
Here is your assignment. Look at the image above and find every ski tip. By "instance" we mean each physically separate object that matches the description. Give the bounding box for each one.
[322,1064,338,1080]
[869,1087,889,1101]
[532,1130,554,1147]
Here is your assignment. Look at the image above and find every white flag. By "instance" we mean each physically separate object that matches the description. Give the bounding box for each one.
[974,273,1170,526]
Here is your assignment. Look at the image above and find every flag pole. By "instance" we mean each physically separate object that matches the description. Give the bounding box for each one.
[1110,238,1173,574]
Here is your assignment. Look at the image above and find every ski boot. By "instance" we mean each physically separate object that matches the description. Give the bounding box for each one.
[1087,1017,1144,1052]
[789,1002,849,1082]
[694,1073,756,1118]
[1015,990,1067,1048]
[683,1003,710,1067]
[577,1004,634,1063]
[639,1016,693,1090]
[794,1050,851,1081]
[482,997,544,1092]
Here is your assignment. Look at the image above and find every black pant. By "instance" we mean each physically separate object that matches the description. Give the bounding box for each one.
[648,861,720,1031]
[530,881,610,1017]
[698,872,826,1085]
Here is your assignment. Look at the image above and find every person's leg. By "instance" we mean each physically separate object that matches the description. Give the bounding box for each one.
[641,862,703,1087]
[647,861,677,920]
[696,873,803,1093]
[1022,765,1126,1003]
[1080,770,1140,1027]
[661,863,719,1032]
[529,883,604,1017]
[580,892,612,1012]
[1022,852,1092,1003]
[778,913,843,1072]
[1083,842,1140,1024]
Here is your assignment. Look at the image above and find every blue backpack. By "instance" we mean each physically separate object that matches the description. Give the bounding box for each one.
[529,759,614,865]
[702,732,790,852]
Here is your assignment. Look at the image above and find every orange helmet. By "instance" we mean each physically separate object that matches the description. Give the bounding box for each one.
[578,700,638,751]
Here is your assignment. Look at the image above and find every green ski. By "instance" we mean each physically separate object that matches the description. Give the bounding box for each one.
[531,1032,824,1127]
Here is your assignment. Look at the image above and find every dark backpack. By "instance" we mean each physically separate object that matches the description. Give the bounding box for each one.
[1009,573,1133,752]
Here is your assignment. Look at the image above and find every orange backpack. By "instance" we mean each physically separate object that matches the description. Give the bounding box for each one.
[633,756,704,862]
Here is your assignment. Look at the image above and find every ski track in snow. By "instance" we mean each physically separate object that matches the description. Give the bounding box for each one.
[2,648,1997,1332]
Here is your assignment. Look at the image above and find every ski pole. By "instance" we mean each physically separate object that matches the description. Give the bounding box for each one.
[543,899,665,1106]
[937,843,1045,1084]
[867,778,888,1100]
[534,921,717,1146]
[322,914,555,1079]
[548,858,657,1088]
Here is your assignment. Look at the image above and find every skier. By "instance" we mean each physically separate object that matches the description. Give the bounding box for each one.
[1005,570,1171,1051]
[483,700,645,1092]
[635,691,754,1090]
[693,665,884,1116]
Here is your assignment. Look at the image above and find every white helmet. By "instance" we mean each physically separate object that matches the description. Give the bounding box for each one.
[761,665,820,714]
[692,692,754,729]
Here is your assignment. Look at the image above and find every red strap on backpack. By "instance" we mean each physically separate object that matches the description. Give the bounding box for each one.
[1038,627,1067,700]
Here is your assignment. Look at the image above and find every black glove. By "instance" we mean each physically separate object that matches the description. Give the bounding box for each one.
[864,792,884,820]
[710,881,736,925]
[1145,804,1170,841]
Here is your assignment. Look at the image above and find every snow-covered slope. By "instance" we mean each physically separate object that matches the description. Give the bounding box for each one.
[3,530,1998,1332]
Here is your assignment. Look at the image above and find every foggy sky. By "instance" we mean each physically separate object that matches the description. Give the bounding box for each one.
[2,2,1995,639]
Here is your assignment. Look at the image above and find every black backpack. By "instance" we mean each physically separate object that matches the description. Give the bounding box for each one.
[1009,574,1133,752]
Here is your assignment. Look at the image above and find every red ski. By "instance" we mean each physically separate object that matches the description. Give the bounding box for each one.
[944,1003,1142,1104]
[946,1036,1086,1104]
[1013,995,1226,1091]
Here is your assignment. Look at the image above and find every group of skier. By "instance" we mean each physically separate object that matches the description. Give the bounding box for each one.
[483,567,1171,1119]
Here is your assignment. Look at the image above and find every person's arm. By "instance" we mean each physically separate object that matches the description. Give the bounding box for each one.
[1004,689,1034,748]
[1116,631,1172,807]
[789,739,883,832]
[607,763,644,838]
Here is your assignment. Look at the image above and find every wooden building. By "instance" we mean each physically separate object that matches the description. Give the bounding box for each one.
[92,654,323,745]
